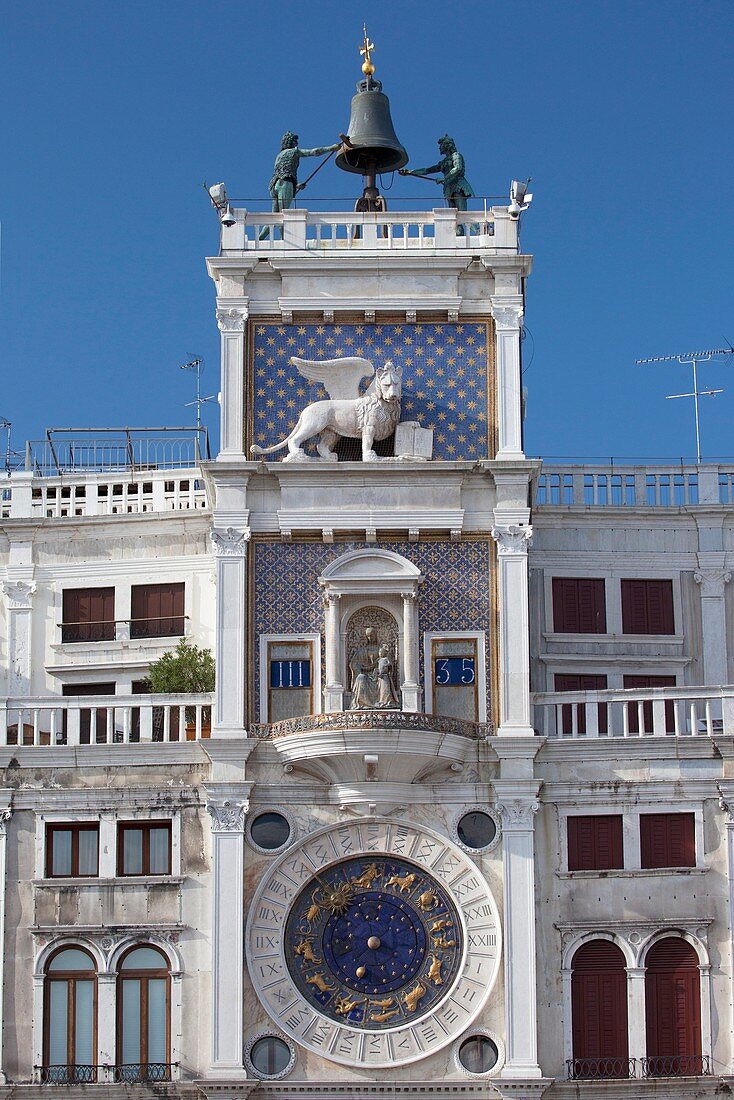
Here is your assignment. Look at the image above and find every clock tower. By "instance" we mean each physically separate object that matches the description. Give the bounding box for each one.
[204,42,540,1098]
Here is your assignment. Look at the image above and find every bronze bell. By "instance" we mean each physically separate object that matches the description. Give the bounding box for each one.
[336,78,409,178]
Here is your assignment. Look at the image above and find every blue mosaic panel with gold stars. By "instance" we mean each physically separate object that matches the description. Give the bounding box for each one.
[251,539,491,720]
[249,321,493,461]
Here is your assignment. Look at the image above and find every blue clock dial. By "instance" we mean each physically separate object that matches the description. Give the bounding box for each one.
[284,856,462,1030]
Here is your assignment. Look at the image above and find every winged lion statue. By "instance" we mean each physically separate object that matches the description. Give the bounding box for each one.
[250,356,405,462]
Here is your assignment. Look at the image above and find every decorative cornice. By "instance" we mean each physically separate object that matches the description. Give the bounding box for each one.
[694,569,732,596]
[2,579,36,609]
[491,524,533,555]
[210,526,251,557]
[216,307,248,332]
[207,798,248,833]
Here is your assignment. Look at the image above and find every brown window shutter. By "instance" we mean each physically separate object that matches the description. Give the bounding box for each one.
[641,813,695,868]
[572,941,628,1065]
[568,815,623,871]
[645,938,701,1063]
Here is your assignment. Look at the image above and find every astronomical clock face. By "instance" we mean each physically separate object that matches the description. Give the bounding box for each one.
[247,820,500,1068]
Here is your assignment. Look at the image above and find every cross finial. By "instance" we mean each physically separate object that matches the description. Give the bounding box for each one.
[360,25,375,76]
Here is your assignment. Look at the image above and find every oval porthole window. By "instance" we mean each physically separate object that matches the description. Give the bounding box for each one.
[249,1035,292,1077]
[457,810,497,850]
[249,811,291,851]
[458,1034,499,1074]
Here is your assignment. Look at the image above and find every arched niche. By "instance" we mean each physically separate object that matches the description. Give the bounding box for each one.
[319,549,424,713]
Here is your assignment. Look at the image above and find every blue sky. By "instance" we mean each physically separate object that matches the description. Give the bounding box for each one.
[2,0,733,462]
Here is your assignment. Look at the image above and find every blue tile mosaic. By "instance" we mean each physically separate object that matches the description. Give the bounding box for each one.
[252,539,492,720]
[250,322,492,462]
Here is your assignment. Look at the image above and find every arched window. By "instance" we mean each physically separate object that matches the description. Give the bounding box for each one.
[570,940,629,1079]
[116,945,171,1082]
[645,938,703,1076]
[44,947,97,1083]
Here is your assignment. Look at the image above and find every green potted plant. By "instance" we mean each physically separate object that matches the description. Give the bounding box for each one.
[147,639,215,739]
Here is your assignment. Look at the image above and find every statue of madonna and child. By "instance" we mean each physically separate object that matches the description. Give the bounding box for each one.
[348,627,400,710]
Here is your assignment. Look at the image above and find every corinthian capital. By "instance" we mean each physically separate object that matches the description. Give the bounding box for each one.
[2,580,36,609]
[694,569,732,597]
[211,527,251,557]
[490,296,524,330]
[207,798,248,833]
[491,524,533,555]
[216,307,248,333]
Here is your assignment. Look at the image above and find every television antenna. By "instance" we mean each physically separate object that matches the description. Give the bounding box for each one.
[635,345,734,463]
[179,355,217,430]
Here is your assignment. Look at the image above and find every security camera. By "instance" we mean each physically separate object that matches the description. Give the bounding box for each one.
[508,178,533,219]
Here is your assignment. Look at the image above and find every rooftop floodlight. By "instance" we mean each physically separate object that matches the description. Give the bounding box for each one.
[508,178,533,219]
[205,182,236,227]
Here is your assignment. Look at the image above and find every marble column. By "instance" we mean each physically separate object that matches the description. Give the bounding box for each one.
[495,783,542,1079]
[216,305,248,459]
[491,522,534,736]
[491,296,524,461]
[211,528,250,737]
[401,591,420,712]
[0,804,11,1083]
[719,787,734,1069]
[206,789,250,1078]
[323,593,343,712]
[694,566,731,686]
[2,581,36,697]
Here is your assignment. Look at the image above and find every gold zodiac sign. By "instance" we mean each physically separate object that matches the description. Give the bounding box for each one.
[294,938,321,965]
[305,972,334,994]
[370,1007,400,1023]
[417,888,438,912]
[334,993,365,1016]
[402,981,427,1014]
[432,934,456,949]
[386,871,417,893]
[350,862,380,889]
[322,881,354,915]
[427,954,444,985]
[430,918,452,935]
[303,889,322,923]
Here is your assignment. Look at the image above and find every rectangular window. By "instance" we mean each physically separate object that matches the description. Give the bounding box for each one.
[552,578,606,633]
[555,674,608,735]
[623,675,676,734]
[130,583,185,639]
[429,637,481,722]
[118,822,172,876]
[640,812,695,868]
[621,579,675,634]
[62,588,115,643]
[567,814,624,871]
[46,823,99,878]
[267,640,315,723]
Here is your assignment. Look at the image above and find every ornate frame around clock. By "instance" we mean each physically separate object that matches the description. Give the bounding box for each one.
[246,818,501,1068]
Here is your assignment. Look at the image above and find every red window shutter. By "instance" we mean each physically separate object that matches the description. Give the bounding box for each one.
[555,674,608,736]
[568,815,623,871]
[640,813,695,868]
[645,938,701,1062]
[572,941,628,1065]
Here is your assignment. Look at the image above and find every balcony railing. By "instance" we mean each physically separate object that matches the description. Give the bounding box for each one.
[38,1064,97,1084]
[252,710,491,740]
[534,684,733,739]
[1,693,213,746]
[218,205,519,255]
[534,462,734,508]
[566,1055,711,1080]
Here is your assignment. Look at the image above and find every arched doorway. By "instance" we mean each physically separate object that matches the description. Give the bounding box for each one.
[571,940,629,1079]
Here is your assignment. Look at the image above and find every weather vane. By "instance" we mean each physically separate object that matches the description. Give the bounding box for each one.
[360,25,375,77]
